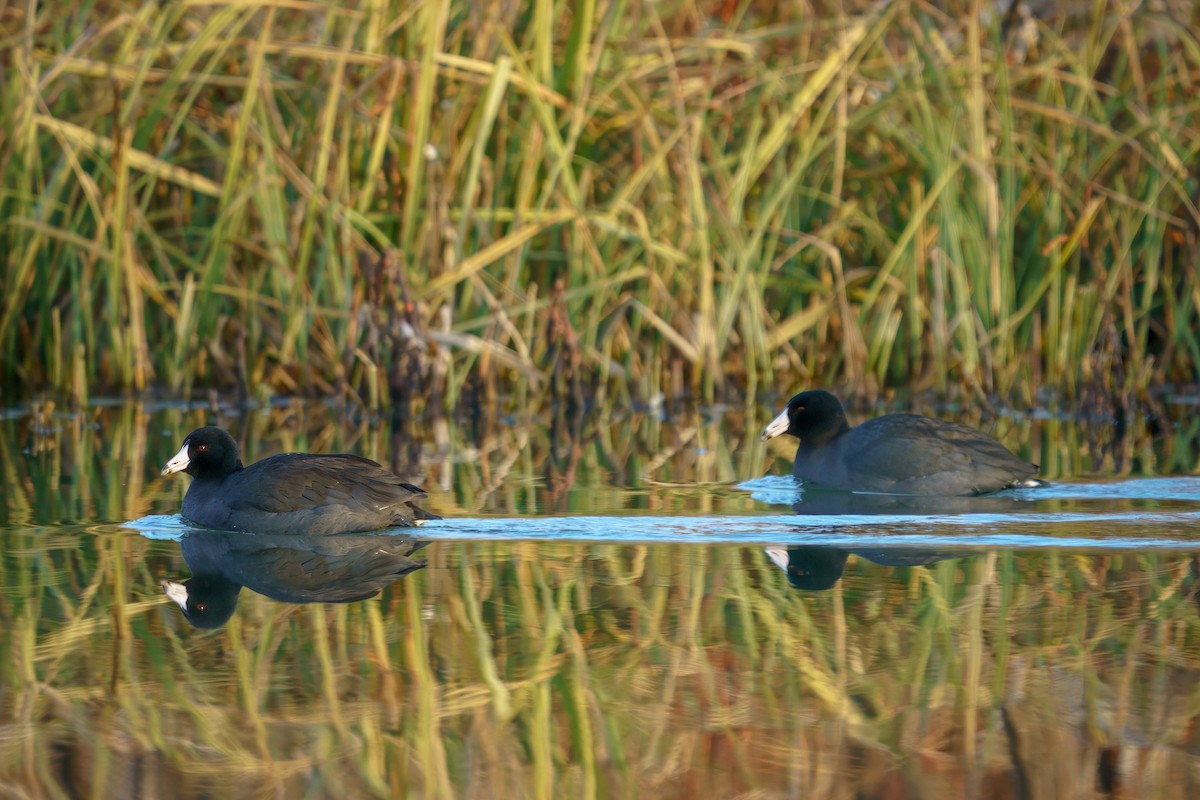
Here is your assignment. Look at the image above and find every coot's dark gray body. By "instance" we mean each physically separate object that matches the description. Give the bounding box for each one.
[791,412,1040,495]
[762,390,1044,496]
[178,452,437,534]
[162,427,439,534]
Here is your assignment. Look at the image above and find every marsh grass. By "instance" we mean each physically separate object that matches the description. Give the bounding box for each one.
[1,1,1197,409]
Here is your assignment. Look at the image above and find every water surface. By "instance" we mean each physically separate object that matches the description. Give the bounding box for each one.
[2,400,1200,797]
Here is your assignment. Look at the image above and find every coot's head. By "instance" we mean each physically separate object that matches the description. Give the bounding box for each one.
[162,577,241,629]
[761,390,849,445]
[161,427,241,479]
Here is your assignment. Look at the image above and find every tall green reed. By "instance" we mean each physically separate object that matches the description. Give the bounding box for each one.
[1,1,1196,409]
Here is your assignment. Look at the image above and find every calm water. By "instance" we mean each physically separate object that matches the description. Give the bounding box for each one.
[3,399,1200,798]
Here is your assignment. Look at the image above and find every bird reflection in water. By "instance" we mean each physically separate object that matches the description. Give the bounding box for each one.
[765,488,1020,590]
[161,530,428,628]
[765,545,960,591]
[791,485,1039,517]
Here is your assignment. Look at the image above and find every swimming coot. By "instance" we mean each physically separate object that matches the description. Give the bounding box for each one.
[161,427,440,534]
[761,390,1045,496]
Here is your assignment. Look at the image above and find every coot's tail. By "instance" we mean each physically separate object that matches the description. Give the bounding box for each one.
[404,502,442,526]
[395,482,441,526]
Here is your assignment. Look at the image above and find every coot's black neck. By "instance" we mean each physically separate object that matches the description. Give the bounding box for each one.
[799,415,851,448]
[191,459,244,483]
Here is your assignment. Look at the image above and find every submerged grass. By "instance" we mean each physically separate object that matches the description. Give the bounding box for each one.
[0,1,1197,408]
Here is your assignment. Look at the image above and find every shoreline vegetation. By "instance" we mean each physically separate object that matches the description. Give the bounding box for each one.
[1,1,1198,412]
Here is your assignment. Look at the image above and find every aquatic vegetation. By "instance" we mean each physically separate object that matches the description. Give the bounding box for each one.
[1,1,1197,408]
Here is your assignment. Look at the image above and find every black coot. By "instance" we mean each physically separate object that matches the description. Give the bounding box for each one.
[161,427,439,534]
[762,390,1045,496]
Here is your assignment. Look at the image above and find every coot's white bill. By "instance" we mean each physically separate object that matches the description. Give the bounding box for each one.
[761,409,791,441]
[162,442,190,476]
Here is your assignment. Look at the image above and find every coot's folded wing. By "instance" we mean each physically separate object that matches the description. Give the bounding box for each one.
[844,415,1036,492]
[225,453,429,515]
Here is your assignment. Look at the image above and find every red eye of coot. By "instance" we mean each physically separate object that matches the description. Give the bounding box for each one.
[197,444,207,452]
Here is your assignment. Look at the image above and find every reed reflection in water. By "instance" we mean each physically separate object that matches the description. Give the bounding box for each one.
[1,401,1199,798]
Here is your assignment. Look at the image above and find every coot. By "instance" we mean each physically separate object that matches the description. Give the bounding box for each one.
[761,390,1045,496]
[161,427,440,534]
